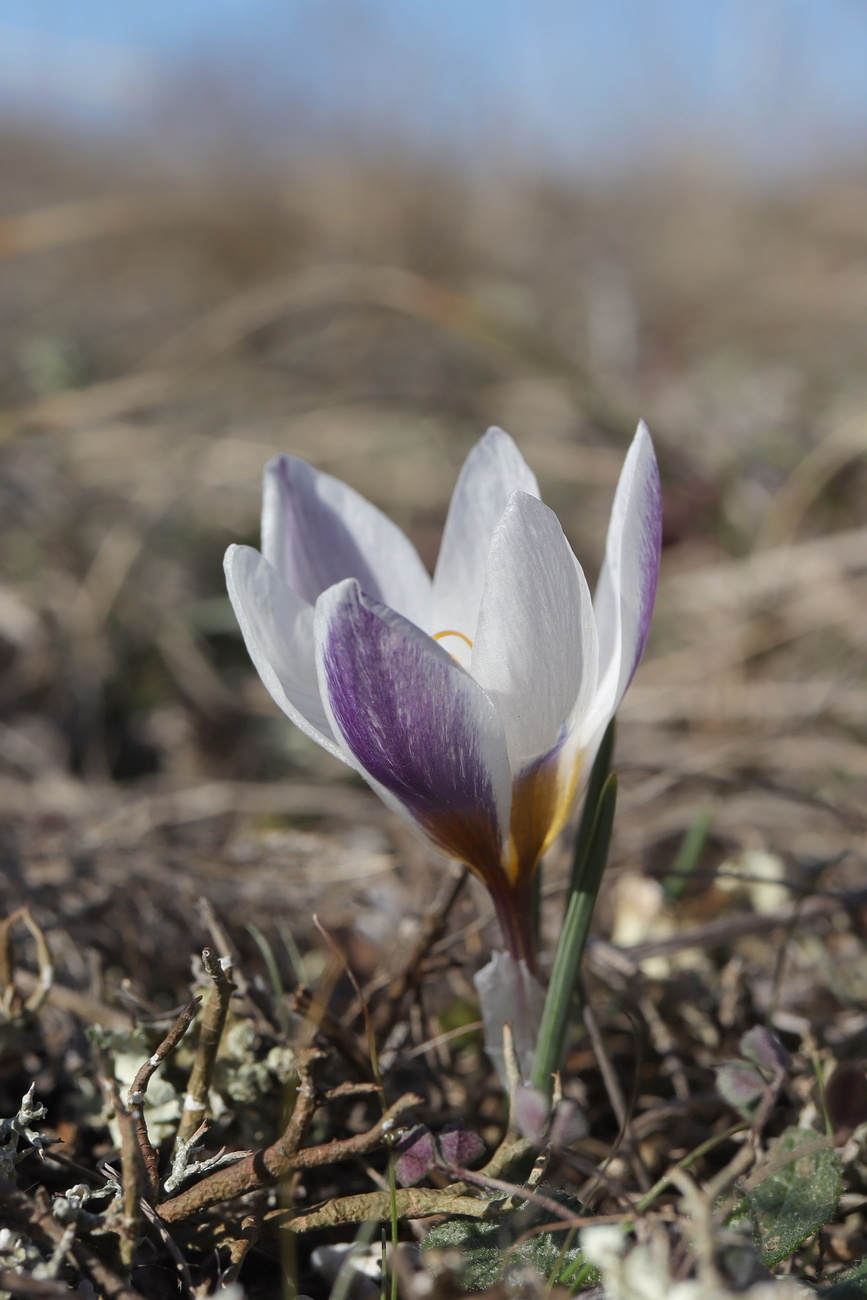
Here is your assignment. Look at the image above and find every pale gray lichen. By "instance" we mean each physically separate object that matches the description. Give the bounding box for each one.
[0,1084,48,1179]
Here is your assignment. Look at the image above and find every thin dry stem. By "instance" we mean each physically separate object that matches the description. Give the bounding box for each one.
[100,1077,145,1270]
[127,995,201,1200]
[174,949,235,1146]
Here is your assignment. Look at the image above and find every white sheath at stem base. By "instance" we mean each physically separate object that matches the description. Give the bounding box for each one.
[474,949,546,1087]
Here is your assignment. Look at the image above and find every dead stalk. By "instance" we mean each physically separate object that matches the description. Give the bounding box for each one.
[127,995,201,1200]
[100,1077,145,1270]
[174,949,235,1147]
[0,907,53,1020]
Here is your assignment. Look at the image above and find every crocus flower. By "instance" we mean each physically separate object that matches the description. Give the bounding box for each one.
[225,424,661,984]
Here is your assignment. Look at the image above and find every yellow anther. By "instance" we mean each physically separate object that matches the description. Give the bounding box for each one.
[432,629,474,650]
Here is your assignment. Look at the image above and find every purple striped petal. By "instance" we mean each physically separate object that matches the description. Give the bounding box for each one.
[314,580,511,873]
[262,455,431,626]
[592,422,662,721]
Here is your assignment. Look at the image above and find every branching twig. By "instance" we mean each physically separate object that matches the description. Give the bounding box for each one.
[159,1089,422,1222]
[175,949,234,1147]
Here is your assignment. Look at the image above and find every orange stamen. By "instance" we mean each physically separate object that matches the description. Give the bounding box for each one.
[433,629,474,649]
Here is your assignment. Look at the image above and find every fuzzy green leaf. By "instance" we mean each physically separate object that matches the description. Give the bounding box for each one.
[422,1190,595,1291]
[747,1127,842,1267]
[821,1255,867,1296]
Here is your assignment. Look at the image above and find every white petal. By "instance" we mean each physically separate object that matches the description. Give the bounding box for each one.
[474,950,545,1086]
[224,544,343,759]
[432,428,539,663]
[262,454,432,626]
[314,579,512,868]
[591,421,662,726]
[471,492,597,770]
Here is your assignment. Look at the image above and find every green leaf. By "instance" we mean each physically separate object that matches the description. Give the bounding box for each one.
[662,806,713,899]
[747,1127,842,1267]
[821,1255,867,1297]
[422,1191,597,1291]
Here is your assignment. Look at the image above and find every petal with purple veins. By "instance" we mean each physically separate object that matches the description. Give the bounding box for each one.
[314,579,512,874]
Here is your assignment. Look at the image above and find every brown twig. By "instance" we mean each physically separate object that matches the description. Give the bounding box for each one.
[273,1047,324,1162]
[221,1213,261,1285]
[128,996,201,1106]
[197,896,252,1000]
[127,996,201,1200]
[323,1081,383,1101]
[0,1273,71,1298]
[174,949,235,1147]
[271,1189,634,1235]
[273,1186,495,1232]
[159,1089,422,1222]
[0,907,53,1020]
[100,1077,145,1270]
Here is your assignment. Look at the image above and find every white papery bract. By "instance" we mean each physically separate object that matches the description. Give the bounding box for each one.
[225,424,661,972]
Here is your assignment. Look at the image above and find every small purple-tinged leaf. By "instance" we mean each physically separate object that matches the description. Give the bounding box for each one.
[740,1025,790,1074]
[716,1062,767,1115]
[438,1125,486,1168]
[513,1084,551,1144]
[393,1125,437,1187]
[548,1100,588,1150]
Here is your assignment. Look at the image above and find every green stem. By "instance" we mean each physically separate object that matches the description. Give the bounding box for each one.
[634,1120,748,1213]
[569,721,616,896]
[531,761,617,1094]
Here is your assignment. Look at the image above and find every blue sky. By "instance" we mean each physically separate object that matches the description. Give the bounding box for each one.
[2,1,867,175]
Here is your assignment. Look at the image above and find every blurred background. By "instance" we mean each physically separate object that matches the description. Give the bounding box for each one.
[2,0,867,997]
